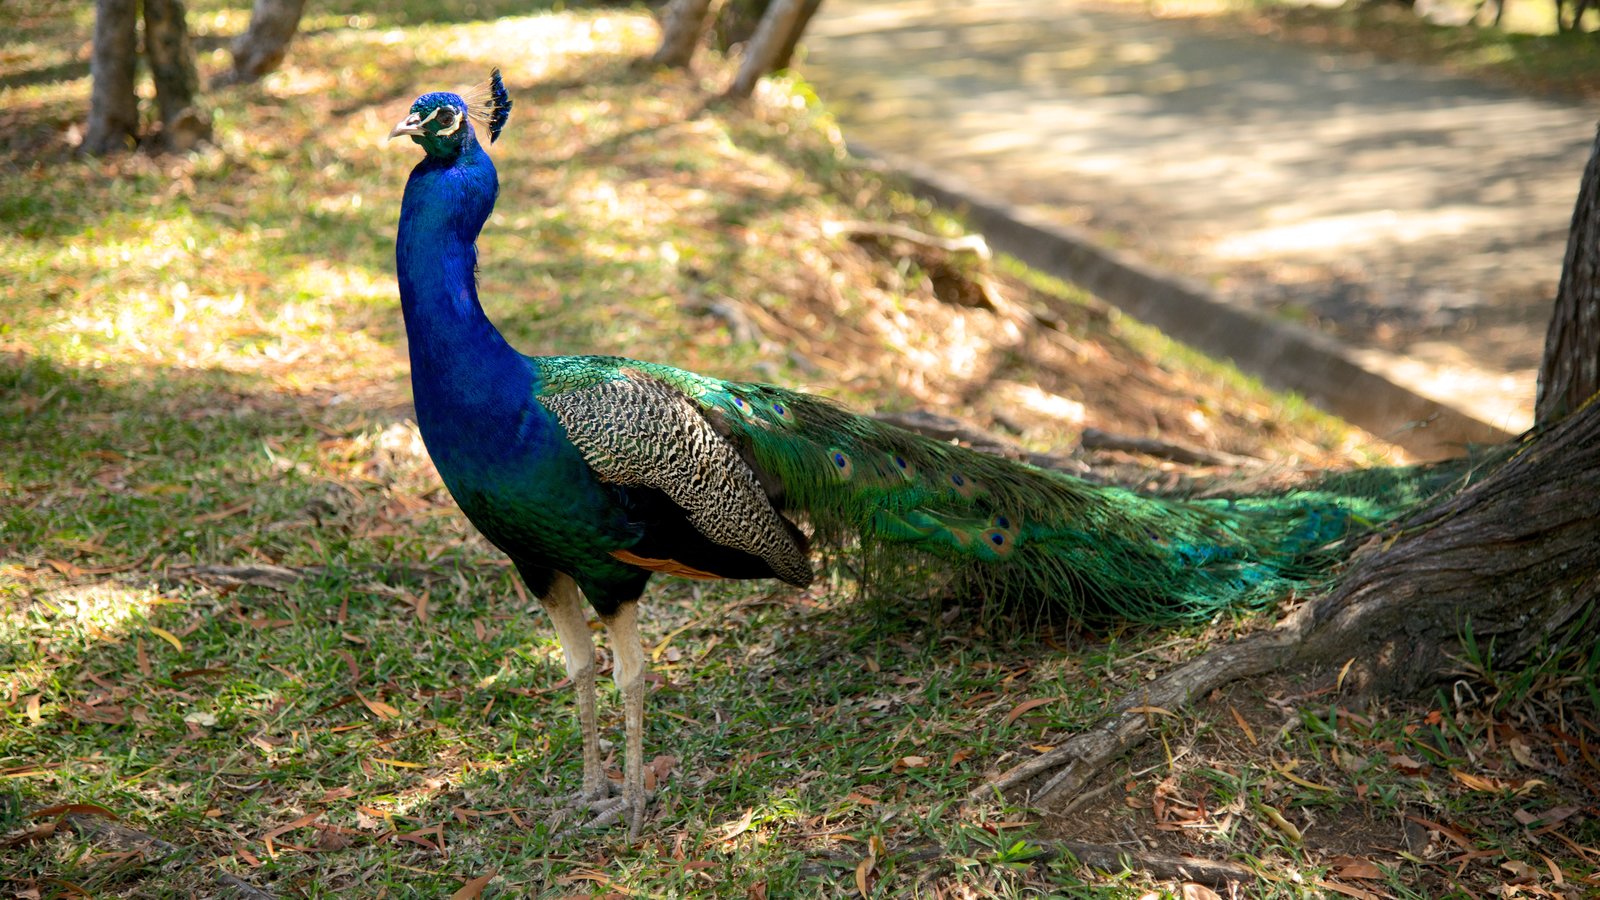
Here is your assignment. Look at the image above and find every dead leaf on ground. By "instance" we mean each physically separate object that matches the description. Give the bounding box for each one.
[451,873,495,900]
[357,692,399,719]
[1501,859,1540,882]
[263,812,321,858]
[1326,855,1385,880]
[1388,754,1430,776]
[1001,696,1056,726]
[892,755,929,773]
[29,803,118,821]
[644,754,676,791]
[1312,880,1381,899]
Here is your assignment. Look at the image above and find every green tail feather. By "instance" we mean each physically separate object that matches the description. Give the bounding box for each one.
[568,358,1490,623]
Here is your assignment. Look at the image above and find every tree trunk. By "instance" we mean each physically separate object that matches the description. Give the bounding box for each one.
[217,0,309,87]
[84,0,141,155]
[1290,407,1599,698]
[1537,125,1600,426]
[726,0,806,99]
[650,0,718,68]
[770,0,823,72]
[143,0,212,151]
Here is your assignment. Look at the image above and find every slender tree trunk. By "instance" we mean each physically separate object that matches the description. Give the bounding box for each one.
[217,0,309,87]
[84,0,141,154]
[1537,125,1600,426]
[726,0,806,99]
[143,0,211,150]
[650,0,717,68]
[770,0,823,72]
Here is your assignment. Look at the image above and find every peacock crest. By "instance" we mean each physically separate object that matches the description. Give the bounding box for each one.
[461,67,512,144]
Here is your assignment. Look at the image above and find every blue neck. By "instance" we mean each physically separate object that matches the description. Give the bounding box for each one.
[396,130,532,417]
[396,128,541,469]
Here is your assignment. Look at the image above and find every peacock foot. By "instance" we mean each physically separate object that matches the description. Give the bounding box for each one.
[545,782,652,839]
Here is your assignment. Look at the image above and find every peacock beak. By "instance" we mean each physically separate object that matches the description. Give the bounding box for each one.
[388,113,426,140]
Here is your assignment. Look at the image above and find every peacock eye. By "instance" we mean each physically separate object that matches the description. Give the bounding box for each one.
[435,108,456,128]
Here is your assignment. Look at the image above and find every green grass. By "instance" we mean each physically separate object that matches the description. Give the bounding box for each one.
[2,0,1594,896]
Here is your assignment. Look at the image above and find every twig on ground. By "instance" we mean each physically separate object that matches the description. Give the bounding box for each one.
[822,220,992,261]
[1079,428,1258,468]
[167,562,460,588]
[1042,839,1258,888]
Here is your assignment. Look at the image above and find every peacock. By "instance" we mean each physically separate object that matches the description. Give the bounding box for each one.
[387,71,1442,837]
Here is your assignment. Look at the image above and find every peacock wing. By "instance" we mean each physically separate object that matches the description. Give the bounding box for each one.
[539,368,814,587]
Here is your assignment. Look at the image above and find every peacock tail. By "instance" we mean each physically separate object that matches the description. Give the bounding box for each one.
[533,354,1466,623]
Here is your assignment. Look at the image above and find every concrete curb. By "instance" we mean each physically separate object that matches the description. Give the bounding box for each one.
[849,142,1520,460]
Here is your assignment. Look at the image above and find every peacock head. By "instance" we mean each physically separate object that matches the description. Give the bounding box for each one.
[389,68,512,158]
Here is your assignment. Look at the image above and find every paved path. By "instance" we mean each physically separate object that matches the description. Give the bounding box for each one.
[804,0,1598,437]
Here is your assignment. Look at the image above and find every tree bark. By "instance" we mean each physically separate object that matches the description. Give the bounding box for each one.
[84,0,141,155]
[726,0,807,99]
[769,0,823,72]
[1537,125,1600,426]
[142,0,211,151]
[650,0,718,68]
[217,0,309,87]
[1291,406,1599,697]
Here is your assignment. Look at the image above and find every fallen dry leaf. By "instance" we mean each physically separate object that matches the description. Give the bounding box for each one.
[854,854,874,897]
[357,693,399,720]
[1327,855,1384,880]
[263,812,321,858]
[373,757,423,769]
[719,808,756,842]
[1501,859,1540,882]
[1451,768,1509,792]
[1180,883,1221,900]
[1513,805,1580,828]
[1228,704,1257,745]
[1313,880,1380,899]
[892,755,929,772]
[1001,696,1055,726]
[1388,754,1430,776]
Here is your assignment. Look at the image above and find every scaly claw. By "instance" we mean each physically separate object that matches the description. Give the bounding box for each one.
[547,784,654,839]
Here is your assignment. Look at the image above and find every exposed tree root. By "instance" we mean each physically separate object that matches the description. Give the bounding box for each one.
[1041,839,1258,888]
[65,814,276,899]
[972,607,1309,808]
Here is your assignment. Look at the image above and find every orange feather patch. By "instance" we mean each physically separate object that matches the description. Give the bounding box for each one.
[610,550,725,580]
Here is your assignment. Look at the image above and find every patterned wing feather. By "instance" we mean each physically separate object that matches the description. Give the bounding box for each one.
[540,370,813,587]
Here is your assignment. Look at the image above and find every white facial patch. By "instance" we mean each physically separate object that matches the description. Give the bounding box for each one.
[435,107,464,137]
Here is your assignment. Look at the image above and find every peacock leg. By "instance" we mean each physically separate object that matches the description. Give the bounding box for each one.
[540,573,606,801]
[601,600,648,838]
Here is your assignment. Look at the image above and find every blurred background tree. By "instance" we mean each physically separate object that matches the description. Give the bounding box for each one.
[84,0,211,153]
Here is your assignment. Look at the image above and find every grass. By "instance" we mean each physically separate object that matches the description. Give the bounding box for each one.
[2,0,1595,897]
